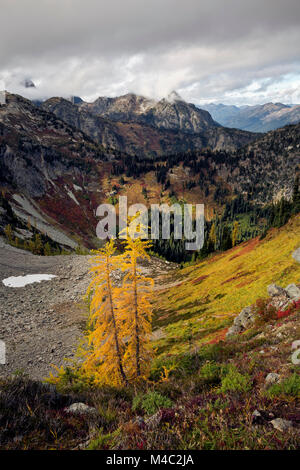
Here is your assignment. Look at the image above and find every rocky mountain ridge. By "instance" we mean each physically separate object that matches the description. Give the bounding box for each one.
[79,91,219,133]
[42,95,258,156]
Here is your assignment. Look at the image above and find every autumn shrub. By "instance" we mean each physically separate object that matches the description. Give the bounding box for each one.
[0,377,90,449]
[198,341,238,362]
[277,300,300,319]
[266,373,300,399]
[149,356,178,381]
[200,361,231,384]
[219,367,251,394]
[175,352,202,376]
[154,380,183,401]
[200,361,221,383]
[47,365,95,393]
[254,298,277,323]
[132,391,173,415]
[88,428,120,450]
[150,352,202,381]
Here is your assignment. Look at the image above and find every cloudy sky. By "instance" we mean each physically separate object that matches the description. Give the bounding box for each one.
[0,0,299,105]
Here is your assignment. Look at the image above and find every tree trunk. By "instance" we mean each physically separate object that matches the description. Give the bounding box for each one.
[106,257,128,386]
[133,256,140,376]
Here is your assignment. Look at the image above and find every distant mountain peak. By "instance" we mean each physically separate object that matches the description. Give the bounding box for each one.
[166,90,184,103]
[21,79,36,89]
[201,101,300,132]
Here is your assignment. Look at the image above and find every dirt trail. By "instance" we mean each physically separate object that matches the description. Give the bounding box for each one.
[0,239,176,380]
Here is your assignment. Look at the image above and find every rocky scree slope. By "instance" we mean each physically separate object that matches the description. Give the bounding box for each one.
[229,123,300,202]
[0,238,176,380]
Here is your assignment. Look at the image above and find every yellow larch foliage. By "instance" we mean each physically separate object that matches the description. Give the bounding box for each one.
[119,218,154,380]
[120,236,154,380]
[82,240,128,386]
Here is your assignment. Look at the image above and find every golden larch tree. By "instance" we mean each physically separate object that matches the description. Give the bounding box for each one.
[82,240,128,386]
[119,225,154,380]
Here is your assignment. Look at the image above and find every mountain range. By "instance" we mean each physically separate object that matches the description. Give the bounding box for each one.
[0,92,299,252]
[201,102,300,133]
[41,92,258,156]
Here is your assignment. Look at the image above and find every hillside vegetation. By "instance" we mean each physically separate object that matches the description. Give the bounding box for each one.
[1,216,299,450]
[153,215,300,357]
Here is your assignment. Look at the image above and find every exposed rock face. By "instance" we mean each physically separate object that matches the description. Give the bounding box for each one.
[80,92,219,133]
[0,93,110,197]
[43,96,258,156]
[230,124,300,203]
[1,92,299,252]
[0,93,113,246]
[22,78,36,89]
[41,97,125,154]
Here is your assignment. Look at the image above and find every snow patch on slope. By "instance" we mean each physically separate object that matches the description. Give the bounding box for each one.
[2,274,56,288]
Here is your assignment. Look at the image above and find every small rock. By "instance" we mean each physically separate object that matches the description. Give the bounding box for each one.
[252,410,262,424]
[265,373,281,385]
[65,402,98,417]
[271,418,293,432]
[145,411,162,429]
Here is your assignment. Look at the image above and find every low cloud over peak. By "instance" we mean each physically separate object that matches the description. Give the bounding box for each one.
[0,0,299,105]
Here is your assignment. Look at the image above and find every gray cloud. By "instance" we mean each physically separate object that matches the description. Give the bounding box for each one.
[0,0,299,104]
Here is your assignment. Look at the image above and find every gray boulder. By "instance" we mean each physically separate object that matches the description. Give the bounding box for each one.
[226,306,255,338]
[285,283,300,301]
[291,349,300,365]
[226,324,243,338]
[236,306,255,329]
[265,373,281,385]
[267,284,286,297]
[292,340,300,350]
[271,418,293,432]
[292,248,300,263]
[65,402,98,417]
